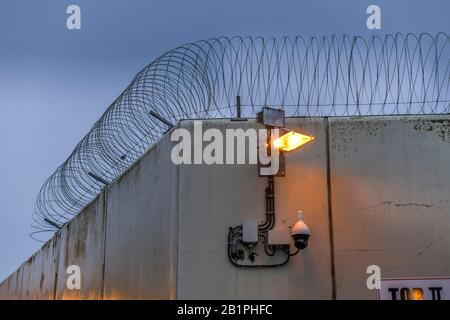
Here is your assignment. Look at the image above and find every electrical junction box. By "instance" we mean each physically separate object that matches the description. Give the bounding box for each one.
[268,229,291,246]
[242,219,258,244]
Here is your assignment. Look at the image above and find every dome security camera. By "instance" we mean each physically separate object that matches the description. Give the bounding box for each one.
[291,211,311,250]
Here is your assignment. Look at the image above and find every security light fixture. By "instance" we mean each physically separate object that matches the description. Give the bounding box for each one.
[228,106,315,268]
[256,107,285,128]
[258,127,315,177]
[273,129,315,152]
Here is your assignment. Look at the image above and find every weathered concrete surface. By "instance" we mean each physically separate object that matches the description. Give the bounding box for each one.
[1,115,450,300]
[330,116,450,299]
[177,119,333,299]
[55,193,106,300]
[20,234,60,300]
[102,132,178,300]
[0,264,22,300]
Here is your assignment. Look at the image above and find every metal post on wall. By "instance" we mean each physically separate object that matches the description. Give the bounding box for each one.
[231,95,247,121]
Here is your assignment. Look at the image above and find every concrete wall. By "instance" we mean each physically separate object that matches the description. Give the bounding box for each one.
[1,115,449,300]
[55,193,106,300]
[329,116,450,299]
[0,263,22,300]
[177,119,332,299]
[102,134,178,300]
[20,234,60,300]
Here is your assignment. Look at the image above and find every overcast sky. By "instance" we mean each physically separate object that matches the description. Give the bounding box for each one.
[0,0,448,281]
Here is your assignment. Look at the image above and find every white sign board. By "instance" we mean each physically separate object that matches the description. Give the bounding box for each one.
[378,278,450,300]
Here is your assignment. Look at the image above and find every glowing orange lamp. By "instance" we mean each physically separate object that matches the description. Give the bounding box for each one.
[272,130,315,152]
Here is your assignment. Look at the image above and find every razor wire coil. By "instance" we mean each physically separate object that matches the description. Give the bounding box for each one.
[31,33,450,239]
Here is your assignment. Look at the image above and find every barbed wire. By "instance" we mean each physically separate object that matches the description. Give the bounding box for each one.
[31,33,450,240]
